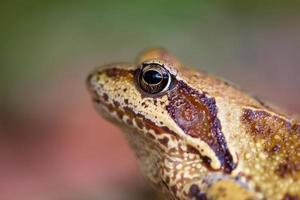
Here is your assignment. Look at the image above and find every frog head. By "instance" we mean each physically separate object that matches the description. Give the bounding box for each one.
[87,48,237,174]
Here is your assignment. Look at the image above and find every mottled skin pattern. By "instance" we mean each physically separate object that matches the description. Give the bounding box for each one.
[86,48,300,200]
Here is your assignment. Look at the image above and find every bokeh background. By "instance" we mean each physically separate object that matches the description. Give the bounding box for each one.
[1,1,300,200]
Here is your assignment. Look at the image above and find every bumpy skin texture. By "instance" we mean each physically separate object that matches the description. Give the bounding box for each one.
[86,49,300,200]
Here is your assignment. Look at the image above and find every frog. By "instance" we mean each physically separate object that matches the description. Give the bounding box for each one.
[86,48,300,200]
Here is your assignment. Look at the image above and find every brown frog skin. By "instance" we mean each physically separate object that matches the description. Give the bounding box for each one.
[86,48,300,200]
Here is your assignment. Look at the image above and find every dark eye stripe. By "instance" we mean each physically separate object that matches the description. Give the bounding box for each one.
[166,81,237,173]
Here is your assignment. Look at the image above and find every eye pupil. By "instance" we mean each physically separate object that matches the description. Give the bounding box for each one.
[143,70,162,85]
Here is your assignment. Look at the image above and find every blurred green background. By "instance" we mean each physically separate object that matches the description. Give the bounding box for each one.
[0,1,300,200]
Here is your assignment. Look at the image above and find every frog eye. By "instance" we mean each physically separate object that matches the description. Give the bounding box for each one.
[136,62,172,94]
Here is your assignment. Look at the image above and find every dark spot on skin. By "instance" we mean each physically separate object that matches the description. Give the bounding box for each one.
[141,101,149,108]
[103,93,109,102]
[167,81,236,173]
[158,137,169,147]
[283,194,299,200]
[188,184,207,200]
[124,99,129,105]
[123,88,127,92]
[114,101,120,108]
